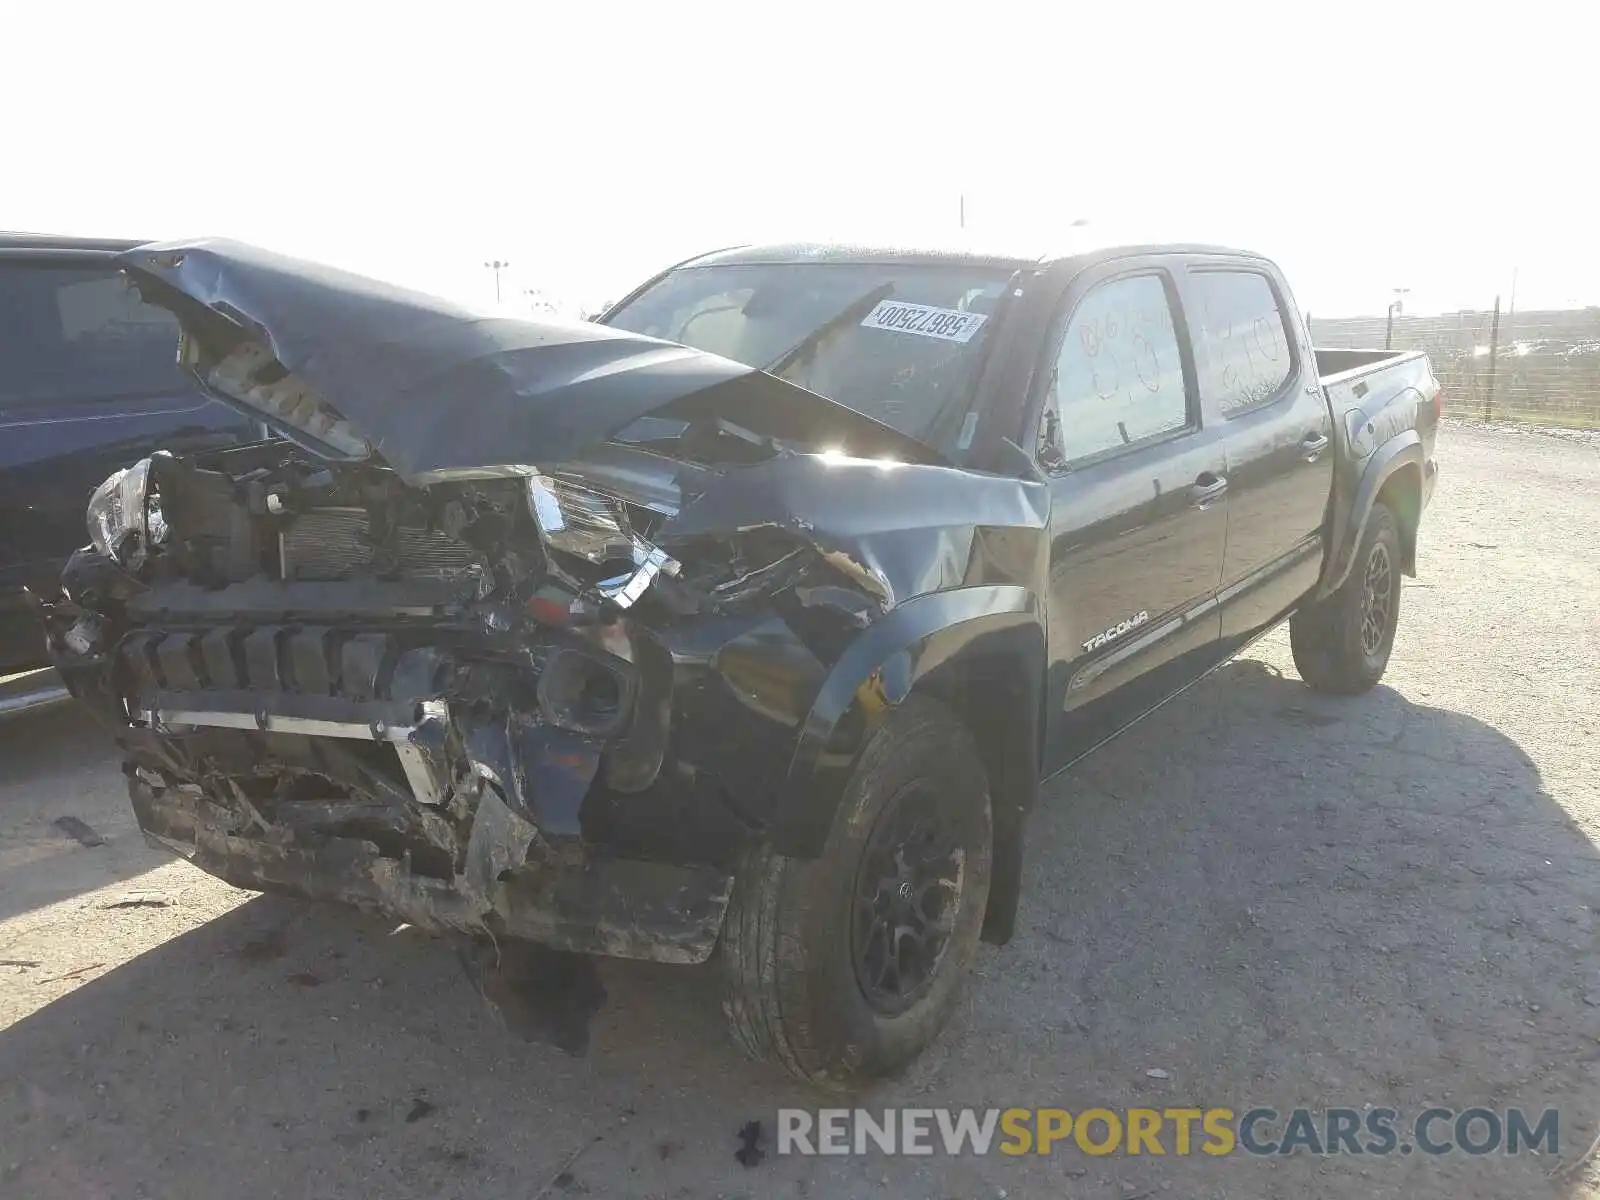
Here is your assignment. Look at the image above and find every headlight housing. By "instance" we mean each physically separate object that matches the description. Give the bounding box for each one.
[526,472,637,565]
[525,471,677,609]
[85,456,168,567]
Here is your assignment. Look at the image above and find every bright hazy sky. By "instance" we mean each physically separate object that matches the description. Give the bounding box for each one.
[8,1,1594,318]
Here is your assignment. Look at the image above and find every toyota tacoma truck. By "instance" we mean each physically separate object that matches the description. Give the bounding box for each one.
[44,238,1439,1088]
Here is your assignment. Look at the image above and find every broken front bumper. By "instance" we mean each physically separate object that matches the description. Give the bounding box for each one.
[109,623,735,964]
[133,778,731,962]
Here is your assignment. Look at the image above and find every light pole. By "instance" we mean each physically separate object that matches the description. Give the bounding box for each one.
[483,259,510,304]
[1384,287,1410,351]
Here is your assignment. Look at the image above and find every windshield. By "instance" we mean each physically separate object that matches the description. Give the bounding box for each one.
[603,262,1012,455]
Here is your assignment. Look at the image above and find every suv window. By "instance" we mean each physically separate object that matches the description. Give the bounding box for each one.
[0,265,188,406]
[1189,270,1293,415]
[1044,273,1189,466]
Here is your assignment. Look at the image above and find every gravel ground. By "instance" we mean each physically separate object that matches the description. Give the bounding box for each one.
[0,421,1596,1200]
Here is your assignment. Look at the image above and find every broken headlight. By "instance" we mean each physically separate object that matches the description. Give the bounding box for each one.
[526,472,636,564]
[85,456,168,568]
[525,471,677,609]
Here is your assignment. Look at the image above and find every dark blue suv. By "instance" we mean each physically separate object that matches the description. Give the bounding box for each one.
[0,234,254,705]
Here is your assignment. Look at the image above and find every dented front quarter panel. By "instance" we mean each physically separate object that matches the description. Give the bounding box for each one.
[650,452,1050,854]
[661,452,1050,609]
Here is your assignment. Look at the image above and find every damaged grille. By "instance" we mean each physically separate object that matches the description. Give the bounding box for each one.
[280,507,483,582]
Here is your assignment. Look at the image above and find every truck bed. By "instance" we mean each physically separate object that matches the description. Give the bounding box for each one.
[1311,346,1442,593]
[1314,346,1426,386]
[1315,346,1439,434]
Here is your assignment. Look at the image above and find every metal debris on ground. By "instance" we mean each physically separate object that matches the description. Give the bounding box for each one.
[533,1133,605,1200]
[735,1120,765,1167]
[52,816,105,846]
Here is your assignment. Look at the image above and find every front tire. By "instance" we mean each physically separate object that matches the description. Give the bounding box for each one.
[1290,501,1403,694]
[719,697,992,1090]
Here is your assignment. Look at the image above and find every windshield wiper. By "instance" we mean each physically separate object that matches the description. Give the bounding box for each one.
[760,283,895,378]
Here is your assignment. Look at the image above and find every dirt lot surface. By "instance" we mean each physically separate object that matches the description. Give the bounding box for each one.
[1,421,1596,1199]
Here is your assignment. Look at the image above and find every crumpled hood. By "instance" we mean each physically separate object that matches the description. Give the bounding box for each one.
[117,238,938,482]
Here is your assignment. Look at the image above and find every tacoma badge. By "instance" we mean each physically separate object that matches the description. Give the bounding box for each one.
[1082,610,1150,653]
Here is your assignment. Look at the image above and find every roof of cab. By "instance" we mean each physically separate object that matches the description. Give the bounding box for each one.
[684,242,1046,272]
[0,233,149,251]
[676,239,1264,274]
[0,233,149,258]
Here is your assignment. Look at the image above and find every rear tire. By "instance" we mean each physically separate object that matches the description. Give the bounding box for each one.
[1290,501,1402,694]
[719,697,992,1091]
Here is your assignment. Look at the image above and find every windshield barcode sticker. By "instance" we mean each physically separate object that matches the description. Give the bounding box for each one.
[859,300,988,343]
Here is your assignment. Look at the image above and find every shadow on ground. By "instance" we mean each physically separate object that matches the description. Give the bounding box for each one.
[0,659,1595,1199]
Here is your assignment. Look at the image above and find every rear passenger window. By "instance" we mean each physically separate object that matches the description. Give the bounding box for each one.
[0,266,186,406]
[1044,274,1189,466]
[1190,270,1293,415]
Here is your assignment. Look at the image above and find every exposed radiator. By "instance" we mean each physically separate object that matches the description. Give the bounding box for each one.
[279,507,484,583]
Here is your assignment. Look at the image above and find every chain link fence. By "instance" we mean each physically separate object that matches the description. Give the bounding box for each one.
[1310,306,1600,429]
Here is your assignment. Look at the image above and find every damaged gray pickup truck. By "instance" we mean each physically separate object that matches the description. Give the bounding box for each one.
[45,238,1438,1088]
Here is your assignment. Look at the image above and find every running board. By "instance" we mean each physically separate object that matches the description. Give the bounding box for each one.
[0,669,72,719]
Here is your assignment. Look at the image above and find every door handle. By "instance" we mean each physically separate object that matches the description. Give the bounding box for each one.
[1300,432,1330,462]
[1190,472,1228,509]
